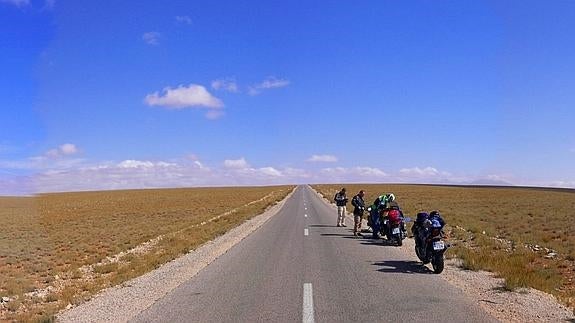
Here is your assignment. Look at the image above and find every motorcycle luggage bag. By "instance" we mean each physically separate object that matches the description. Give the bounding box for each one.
[416,212,429,224]
[388,210,401,223]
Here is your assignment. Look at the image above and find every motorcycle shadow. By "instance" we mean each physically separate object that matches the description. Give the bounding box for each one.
[358,237,400,246]
[320,233,356,238]
[373,260,434,274]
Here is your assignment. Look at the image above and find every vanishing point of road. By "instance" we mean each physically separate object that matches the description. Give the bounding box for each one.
[132,185,495,323]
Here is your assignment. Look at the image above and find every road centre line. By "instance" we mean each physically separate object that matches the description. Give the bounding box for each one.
[304,228,309,236]
[304,214,307,217]
[303,283,315,323]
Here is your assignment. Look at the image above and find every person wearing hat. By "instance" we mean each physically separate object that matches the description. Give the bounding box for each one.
[333,187,349,227]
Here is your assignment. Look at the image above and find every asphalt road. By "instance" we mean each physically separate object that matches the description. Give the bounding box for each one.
[132,185,496,323]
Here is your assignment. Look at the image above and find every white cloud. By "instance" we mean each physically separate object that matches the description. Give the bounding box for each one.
[399,166,443,177]
[142,32,161,45]
[258,167,283,177]
[144,84,223,113]
[548,180,575,188]
[211,78,238,93]
[26,158,309,193]
[117,160,176,169]
[45,143,79,159]
[248,77,290,95]
[320,166,388,182]
[0,0,29,7]
[308,154,338,163]
[469,175,513,186]
[175,15,192,24]
[223,158,249,169]
[8,148,574,194]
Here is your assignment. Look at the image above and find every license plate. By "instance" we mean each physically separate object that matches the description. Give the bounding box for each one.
[433,241,445,250]
[392,228,400,234]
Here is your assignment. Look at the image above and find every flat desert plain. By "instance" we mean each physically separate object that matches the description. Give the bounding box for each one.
[0,186,293,322]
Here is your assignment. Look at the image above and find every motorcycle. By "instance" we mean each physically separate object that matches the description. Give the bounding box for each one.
[414,219,448,274]
[382,209,410,246]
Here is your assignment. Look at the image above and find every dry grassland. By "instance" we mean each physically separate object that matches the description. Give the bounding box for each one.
[313,184,575,309]
[0,186,293,322]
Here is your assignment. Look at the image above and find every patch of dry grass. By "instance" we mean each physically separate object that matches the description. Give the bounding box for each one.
[0,186,293,322]
[313,184,575,307]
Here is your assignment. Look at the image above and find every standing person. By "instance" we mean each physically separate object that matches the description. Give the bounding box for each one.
[351,190,366,236]
[333,188,348,227]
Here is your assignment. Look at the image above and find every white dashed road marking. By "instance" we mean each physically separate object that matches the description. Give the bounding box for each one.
[303,283,315,323]
[304,228,309,236]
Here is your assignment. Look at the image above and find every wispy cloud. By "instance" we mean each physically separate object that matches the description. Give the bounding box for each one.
[175,15,192,25]
[44,143,79,159]
[320,166,388,182]
[469,174,513,186]
[248,77,290,96]
[0,0,30,7]
[28,158,307,193]
[142,32,161,45]
[399,166,447,177]
[211,78,239,93]
[3,155,575,194]
[144,84,224,119]
[308,154,338,163]
[223,158,249,169]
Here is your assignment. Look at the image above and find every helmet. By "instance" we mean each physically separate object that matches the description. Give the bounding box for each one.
[387,193,395,202]
[430,210,440,217]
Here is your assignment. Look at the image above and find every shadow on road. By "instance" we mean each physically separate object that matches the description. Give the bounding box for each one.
[309,224,336,228]
[358,237,403,247]
[373,260,433,274]
[320,233,353,237]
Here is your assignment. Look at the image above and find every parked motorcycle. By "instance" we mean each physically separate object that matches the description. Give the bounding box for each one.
[414,219,448,273]
[382,209,409,246]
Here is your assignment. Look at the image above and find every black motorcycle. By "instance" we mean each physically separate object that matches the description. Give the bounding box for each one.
[414,220,448,274]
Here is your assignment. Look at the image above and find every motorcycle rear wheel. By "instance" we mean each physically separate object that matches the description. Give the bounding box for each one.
[415,246,425,262]
[432,254,444,274]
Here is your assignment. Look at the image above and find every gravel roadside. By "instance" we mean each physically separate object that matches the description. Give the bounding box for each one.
[57,188,296,323]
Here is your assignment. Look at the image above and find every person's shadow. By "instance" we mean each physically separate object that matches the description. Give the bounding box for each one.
[373,260,433,274]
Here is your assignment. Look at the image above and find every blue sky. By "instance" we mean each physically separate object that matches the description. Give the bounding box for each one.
[1,0,574,194]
